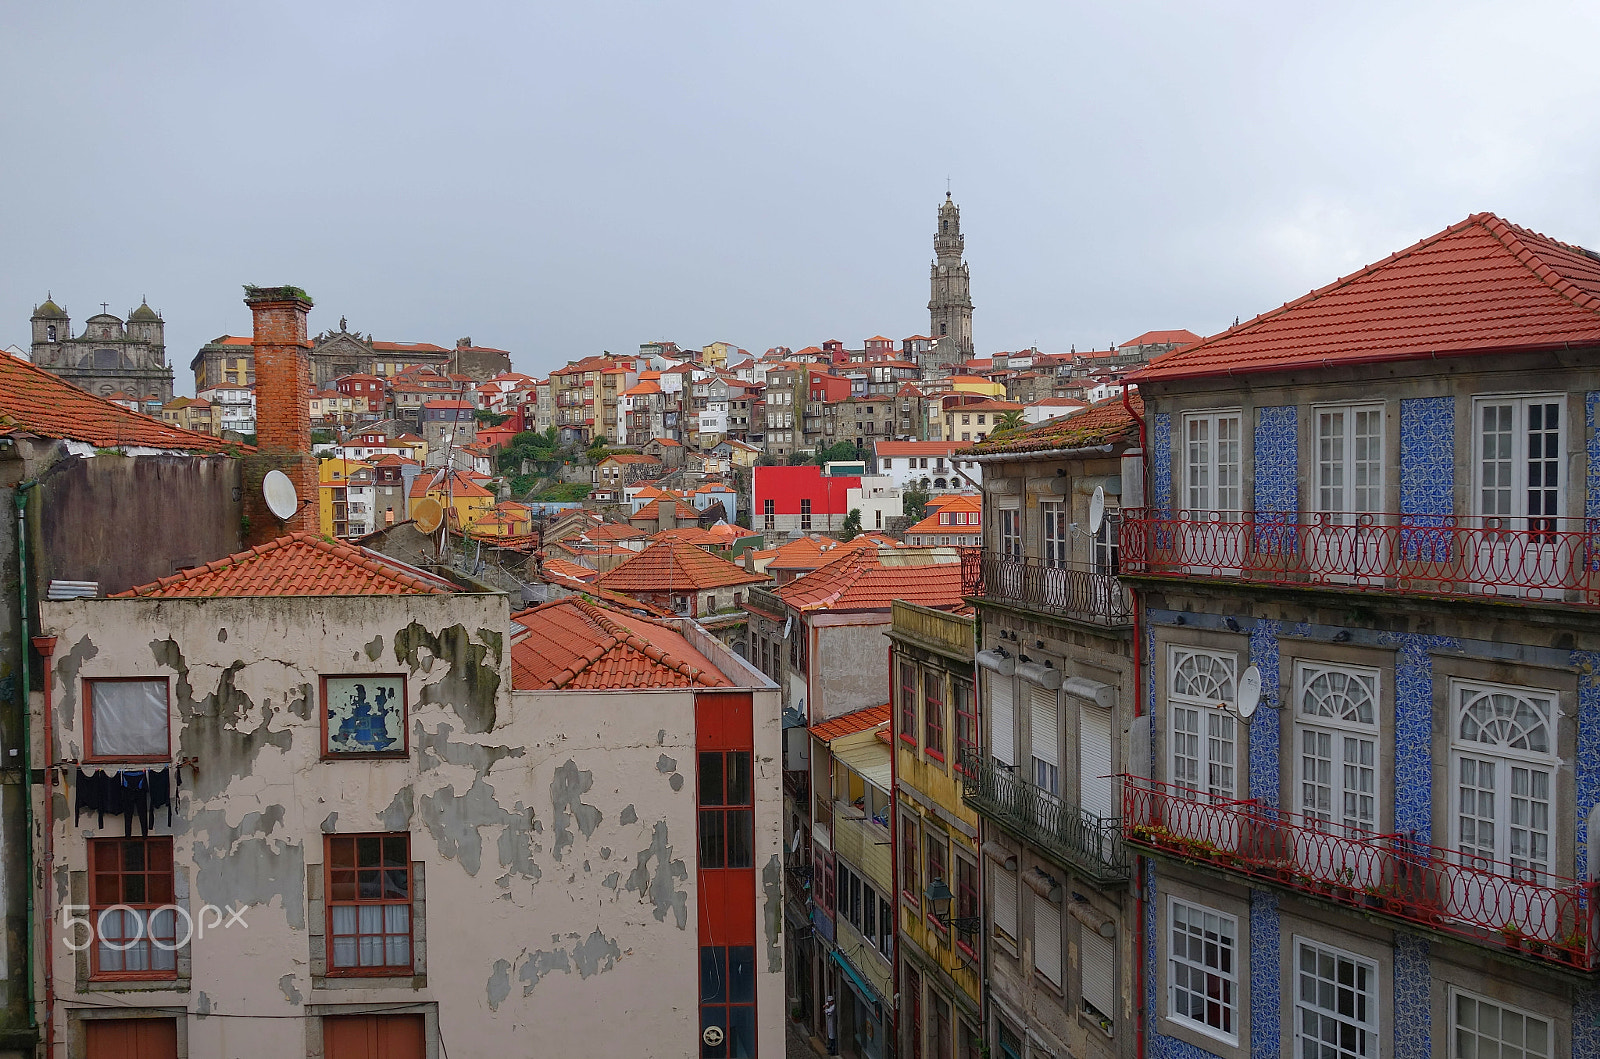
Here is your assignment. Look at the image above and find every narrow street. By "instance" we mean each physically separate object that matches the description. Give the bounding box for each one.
[786,1017,830,1059]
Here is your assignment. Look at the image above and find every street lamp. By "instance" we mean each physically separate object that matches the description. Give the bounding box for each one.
[923,878,982,933]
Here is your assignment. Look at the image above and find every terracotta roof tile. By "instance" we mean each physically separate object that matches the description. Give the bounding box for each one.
[542,558,598,582]
[1121,328,1201,348]
[114,532,456,597]
[595,541,767,593]
[1133,213,1600,382]
[778,541,966,613]
[904,494,982,536]
[809,702,891,742]
[510,596,732,689]
[767,534,837,570]
[965,393,1141,457]
[0,354,236,452]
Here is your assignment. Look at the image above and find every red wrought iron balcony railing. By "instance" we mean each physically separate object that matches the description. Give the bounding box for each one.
[1119,509,1600,605]
[1123,776,1598,971]
[960,548,1132,626]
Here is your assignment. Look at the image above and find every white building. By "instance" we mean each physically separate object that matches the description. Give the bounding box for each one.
[197,384,256,434]
[872,439,981,493]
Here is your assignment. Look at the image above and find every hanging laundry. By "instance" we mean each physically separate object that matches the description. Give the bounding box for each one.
[74,766,181,834]
[74,769,122,827]
[119,770,151,837]
[148,766,177,829]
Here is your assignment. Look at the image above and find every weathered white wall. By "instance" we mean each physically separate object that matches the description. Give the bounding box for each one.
[37,593,784,1058]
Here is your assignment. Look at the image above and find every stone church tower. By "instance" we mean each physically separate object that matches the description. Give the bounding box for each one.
[928,192,974,359]
[29,296,175,403]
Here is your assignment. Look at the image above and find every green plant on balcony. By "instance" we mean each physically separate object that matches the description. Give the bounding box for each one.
[1559,929,1588,963]
[1498,921,1525,952]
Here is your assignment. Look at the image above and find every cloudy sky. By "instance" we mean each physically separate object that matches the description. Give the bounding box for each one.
[3,2,1597,390]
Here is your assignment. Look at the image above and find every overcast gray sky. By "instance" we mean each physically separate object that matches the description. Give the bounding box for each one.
[3,2,1597,391]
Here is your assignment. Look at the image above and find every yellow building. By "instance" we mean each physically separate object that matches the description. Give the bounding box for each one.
[408,468,496,530]
[947,375,1005,399]
[468,501,534,538]
[160,397,220,436]
[317,458,377,538]
[889,600,982,1059]
[701,341,735,369]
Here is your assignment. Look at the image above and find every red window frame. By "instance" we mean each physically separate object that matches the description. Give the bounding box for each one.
[925,835,949,940]
[955,857,979,960]
[89,836,177,980]
[899,662,918,747]
[83,678,171,764]
[923,671,945,762]
[325,833,414,977]
[698,750,754,870]
[901,818,920,906]
[953,678,976,776]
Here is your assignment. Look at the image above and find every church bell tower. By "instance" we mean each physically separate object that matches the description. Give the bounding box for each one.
[928,192,974,358]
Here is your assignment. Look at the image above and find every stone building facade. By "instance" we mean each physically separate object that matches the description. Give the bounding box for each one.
[30,297,175,403]
[928,194,974,362]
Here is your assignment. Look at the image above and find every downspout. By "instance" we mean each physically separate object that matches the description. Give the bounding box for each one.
[14,479,41,1040]
[32,635,55,1059]
[1121,384,1148,1059]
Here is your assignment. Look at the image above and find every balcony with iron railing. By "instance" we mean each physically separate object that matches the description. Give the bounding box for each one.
[960,752,1128,887]
[1123,776,1599,972]
[960,549,1132,627]
[1120,509,1600,607]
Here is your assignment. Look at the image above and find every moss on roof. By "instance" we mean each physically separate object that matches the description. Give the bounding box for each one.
[35,299,66,317]
[129,300,160,321]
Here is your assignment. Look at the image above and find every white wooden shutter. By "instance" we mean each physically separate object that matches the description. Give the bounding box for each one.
[1079,705,1114,821]
[990,676,1015,767]
[992,864,1017,939]
[1032,894,1062,986]
[1080,926,1116,1018]
[1030,686,1059,770]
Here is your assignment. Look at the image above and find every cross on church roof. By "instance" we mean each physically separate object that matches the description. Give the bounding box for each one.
[101,302,109,314]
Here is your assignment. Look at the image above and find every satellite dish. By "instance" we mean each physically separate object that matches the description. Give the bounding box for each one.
[262,469,299,521]
[1238,664,1262,719]
[414,498,445,535]
[1088,485,1106,535]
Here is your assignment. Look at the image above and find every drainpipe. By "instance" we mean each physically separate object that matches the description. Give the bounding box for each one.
[32,634,55,1059]
[14,478,41,1040]
[1121,383,1148,1059]
[887,643,899,1059]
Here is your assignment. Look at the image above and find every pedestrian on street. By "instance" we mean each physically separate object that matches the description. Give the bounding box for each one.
[824,994,837,1056]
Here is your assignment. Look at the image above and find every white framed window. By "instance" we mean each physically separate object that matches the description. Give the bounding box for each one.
[1042,501,1067,568]
[1183,411,1242,519]
[1473,395,1563,533]
[1029,685,1059,795]
[1168,648,1238,800]
[1449,988,1552,1059]
[1168,898,1237,1042]
[1092,508,1120,575]
[1450,679,1557,880]
[1295,662,1380,836]
[999,505,1022,561]
[1294,939,1378,1059]
[1314,405,1384,519]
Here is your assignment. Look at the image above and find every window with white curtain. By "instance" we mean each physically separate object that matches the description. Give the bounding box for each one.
[1451,679,1557,881]
[1168,648,1238,800]
[1183,411,1242,519]
[1296,662,1380,836]
[87,679,170,760]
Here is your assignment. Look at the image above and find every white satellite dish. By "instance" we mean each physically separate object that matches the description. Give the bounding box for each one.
[1088,485,1106,535]
[1238,664,1262,719]
[262,469,299,521]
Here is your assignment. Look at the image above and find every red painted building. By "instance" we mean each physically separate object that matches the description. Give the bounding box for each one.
[752,466,862,535]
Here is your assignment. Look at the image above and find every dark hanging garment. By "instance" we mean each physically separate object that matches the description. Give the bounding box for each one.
[148,767,175,828]
[74,769,117,827]
[119,770,152,837]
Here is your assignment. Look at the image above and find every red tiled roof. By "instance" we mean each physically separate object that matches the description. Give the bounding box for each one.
[371,341,450,353]
[1134,213,1600,382]
[584,522,649,542]
[1121,329,1201,348]
[595,540,767,592]
[510,596,732,690]
[966,393,1141,456]
[766,534,837,570]
[409,470,495,498]
[600,453,662,465]
[0,354,236,453]
[778,542,966,613]
[904,494,982,536]
[874,440,960,457]
[631,498,700,522]
[809,702,891,742]
[653,526,722,547]
[114,532,456,597]
[542,558,598,582]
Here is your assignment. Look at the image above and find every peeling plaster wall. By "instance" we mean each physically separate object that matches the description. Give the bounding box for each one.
[37,593,784,1058]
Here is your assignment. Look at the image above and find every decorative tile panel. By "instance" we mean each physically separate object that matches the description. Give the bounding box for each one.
[1248,889,1280,1059]
[1143,862,1229,1059]
[1391,933,1431,1059]
[1379,632,1461,843]
[1399,397,1455,561]
[1152,412,1172,518]
[1253,406,1298,516]
[1248,620,1282,807]
[1587,393,1600,554]
[1574,649,1600,881]
[1575,982,1600,1059]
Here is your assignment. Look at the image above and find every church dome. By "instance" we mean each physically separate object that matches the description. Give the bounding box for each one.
[34,298,66,318]
[129,299,161,322]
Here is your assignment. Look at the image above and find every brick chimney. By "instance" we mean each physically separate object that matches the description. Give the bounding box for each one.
[240,285,317,544]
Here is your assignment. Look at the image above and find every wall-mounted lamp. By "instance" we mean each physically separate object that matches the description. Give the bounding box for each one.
[924,878,982,933]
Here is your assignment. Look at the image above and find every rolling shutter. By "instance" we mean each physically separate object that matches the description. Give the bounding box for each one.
[1032,893,1062,987]
[990,676,1015,767]
[991,863,1017,939]
[1079,705,1114,821]
[1030,686,1058,770]
[1080,927,1116,1019]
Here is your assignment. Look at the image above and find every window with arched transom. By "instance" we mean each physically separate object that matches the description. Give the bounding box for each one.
[1294,662,1380,836]
[1450,679,1558,880]
[1168,647,1238,800]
